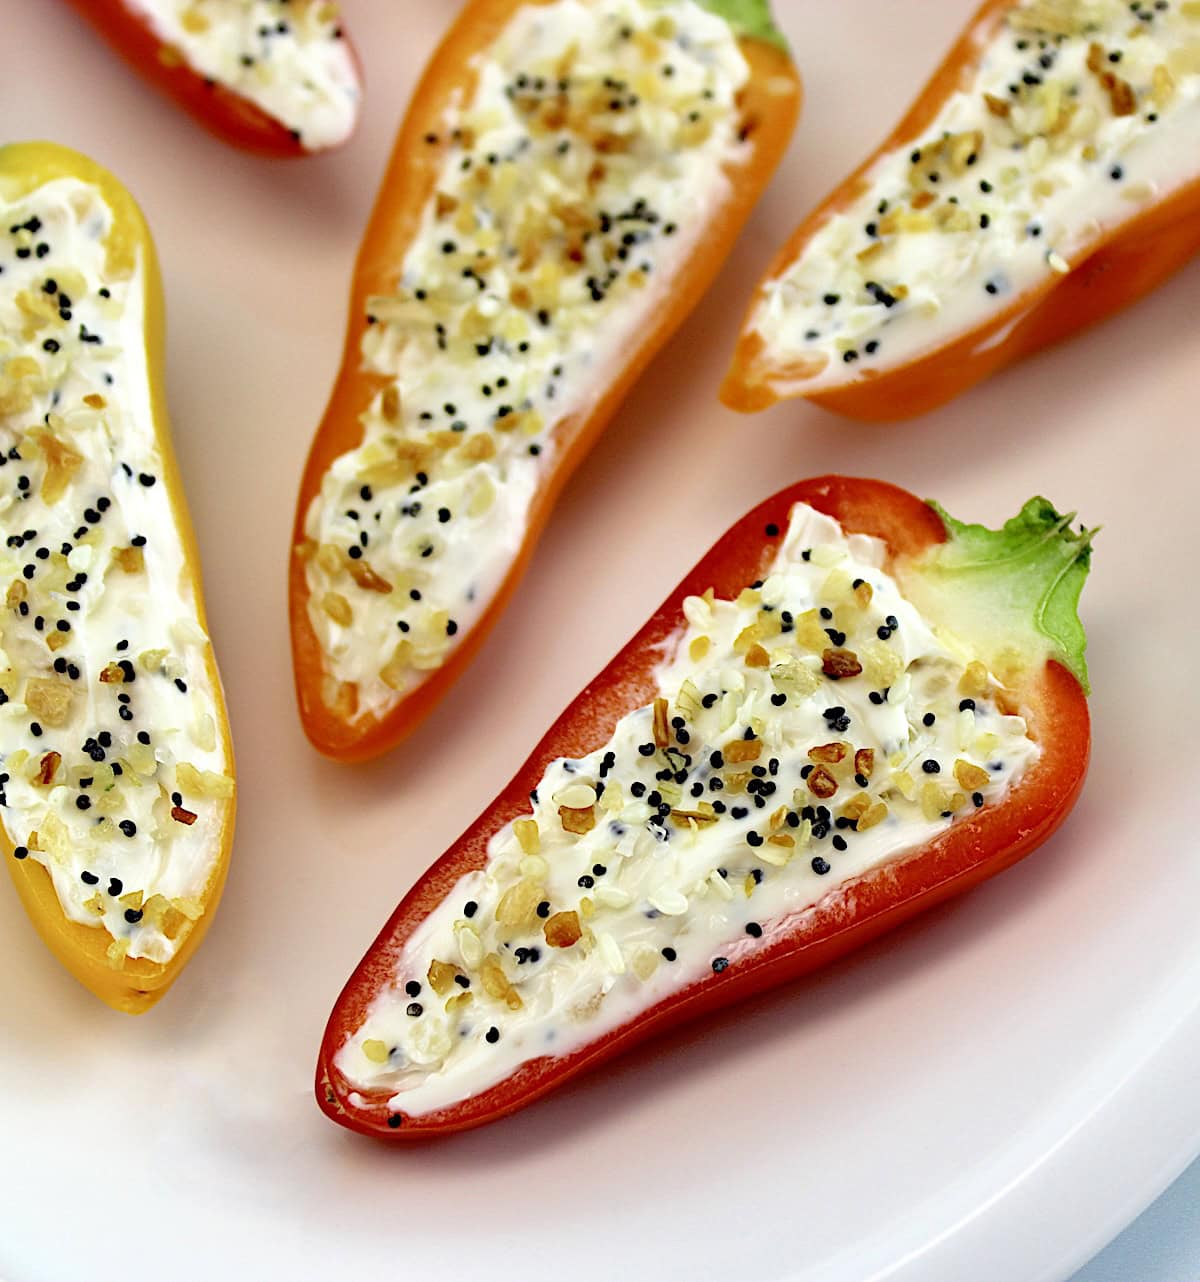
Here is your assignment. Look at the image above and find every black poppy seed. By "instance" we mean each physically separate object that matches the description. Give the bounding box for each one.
[923,713,936,727]
[30,723,42,737]
[577,874,594,889]
[406,1003,423,1017]
[12,845,27,860]
[119,820,137,837]
[711,957,729,973]
[922,759,941,774]
[464,900,478,918]
[973,792,985,807]
[746,831,763,847]
[812,857,831,875]
[81,870,99,885]
[137,731,150,744]
[832,834,848,852]
[485,1026,500,1044]
[124,908,143,924]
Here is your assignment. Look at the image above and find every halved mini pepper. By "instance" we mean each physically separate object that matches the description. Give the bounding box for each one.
[1,143,236,1013]
[317,475,1093,1138]
[721,0,1200,419]
[289,0,801,761]
[61,0,363,155]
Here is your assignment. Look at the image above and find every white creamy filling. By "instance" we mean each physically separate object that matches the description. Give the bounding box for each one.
[0,177,233,964]
[335,503,1040,1117]
[751,0,1200,389]
[302,0,750,724]
[125,0,360,149]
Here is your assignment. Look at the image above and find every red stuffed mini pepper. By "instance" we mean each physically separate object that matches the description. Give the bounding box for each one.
[318,476,1093,1138]
[63,0,362,155]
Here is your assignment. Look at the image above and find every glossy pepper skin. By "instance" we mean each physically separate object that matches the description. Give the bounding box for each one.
[60,0,362,156]
[720,0,1200,420]
[289,0,801,762]
[317,475,1092,1139]
[0,143,236,1014]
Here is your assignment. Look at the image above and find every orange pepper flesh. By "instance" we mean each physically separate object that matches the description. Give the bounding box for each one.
[720,0,1200,421]
[315,475,1090,1138]
[288,0,801,762]
[0,143,237,1014]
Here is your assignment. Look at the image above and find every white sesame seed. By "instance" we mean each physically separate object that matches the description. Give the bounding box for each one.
[596,886,632,909]
[708,868,734,901]
[597,931,625,974]
[648,888,689,916]
[554,781,597,810]
[456,924,484,969]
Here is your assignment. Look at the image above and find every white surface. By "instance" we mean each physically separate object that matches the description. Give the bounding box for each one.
[2,2,1199,1281]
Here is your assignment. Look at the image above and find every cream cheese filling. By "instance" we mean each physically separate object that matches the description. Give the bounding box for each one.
[1,177,233,965]
[335,502,1040,1117]
[125,0,361,149]
[301,0,751,725]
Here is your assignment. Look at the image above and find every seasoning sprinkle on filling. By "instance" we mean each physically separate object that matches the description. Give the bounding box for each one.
[335,502,1040,1116]
[0,175,233,966]
[749,0,1200,385]
[300,0,750,724]
[124,0,360,149]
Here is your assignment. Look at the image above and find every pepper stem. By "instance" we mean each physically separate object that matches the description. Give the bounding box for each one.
[696,0,790,51]
[900,498,1095,692]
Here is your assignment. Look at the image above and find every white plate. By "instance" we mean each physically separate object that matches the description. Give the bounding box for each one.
[2,2,1199,1280]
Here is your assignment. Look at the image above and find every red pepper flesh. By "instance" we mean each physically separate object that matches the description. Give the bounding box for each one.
[60,0,362,156]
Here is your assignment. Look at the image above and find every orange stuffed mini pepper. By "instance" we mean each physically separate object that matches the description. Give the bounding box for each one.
[722,0,1200,419]
[290,0,801,761]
